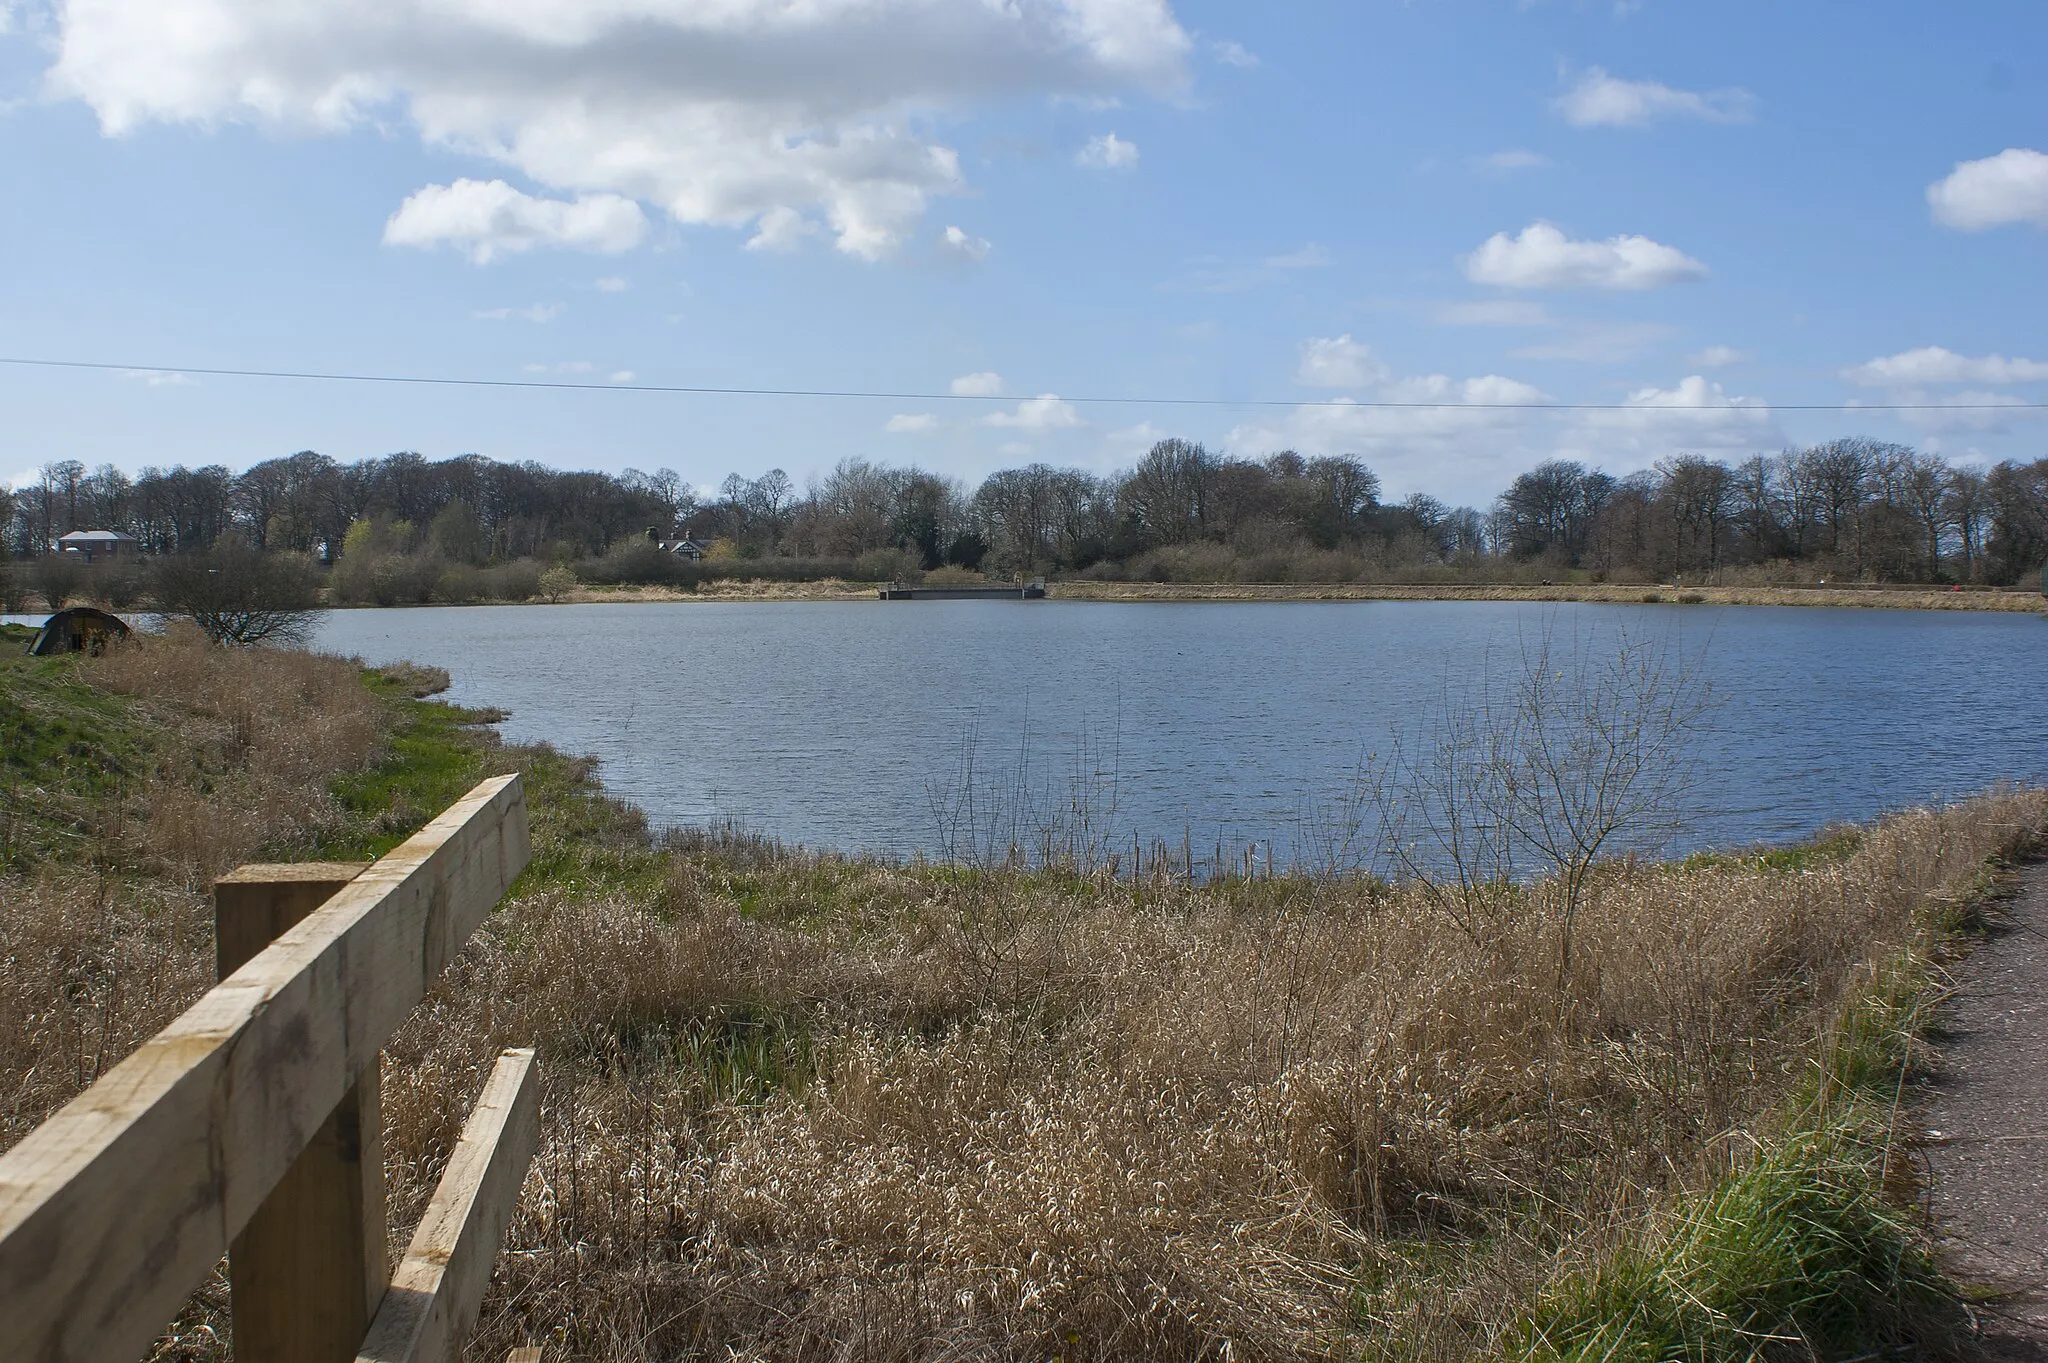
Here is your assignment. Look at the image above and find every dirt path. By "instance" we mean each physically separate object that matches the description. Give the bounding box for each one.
[1927,862,2048,1359]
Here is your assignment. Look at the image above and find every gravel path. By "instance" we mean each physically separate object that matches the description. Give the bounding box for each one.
[1927,863,2048,1360]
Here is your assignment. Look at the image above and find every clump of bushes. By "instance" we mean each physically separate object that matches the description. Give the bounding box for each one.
[851,546,921,582]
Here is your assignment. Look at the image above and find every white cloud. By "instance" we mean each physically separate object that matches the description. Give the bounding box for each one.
[1295,335,1389,389]
[1613,376,1757,411]
[523,360,595,374]
[1107,420,1170,456]
[1265,243,1331,268]
[1210,39,1257,68]
[1553,67,1755,128]
[593,276,629,292]
[1475,149,1551,172]
[744,205,817,253]
[608,370,635,383]
[473,302,563,322]
[1231,343,1558,497]
[1892,386,2039,429]
[1455,375,1551,406]
[1076,131,1140,170]
[950,371,1004,397]
[983,394,1084,429]
[118,368,194,386]
[1564,375,1778,459]
[1688,345,1748,369]
[385,179,646,264]
[1373,373,1551,406]
[1464,222,1707,290]
[1892,391,2046,435]
[1927,149,2048,230]
[1227,396,1534,492]
[50,0,1191,262]
[885,412,939,433]
[1845,346,2048,387]
[940,224,991,260]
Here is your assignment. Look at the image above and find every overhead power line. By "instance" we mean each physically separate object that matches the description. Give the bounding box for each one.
[0,354,2041,412]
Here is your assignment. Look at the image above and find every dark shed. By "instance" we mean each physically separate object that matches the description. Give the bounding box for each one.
[26,607,132,656]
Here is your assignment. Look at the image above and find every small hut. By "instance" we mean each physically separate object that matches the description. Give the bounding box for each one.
[26,607,132,656]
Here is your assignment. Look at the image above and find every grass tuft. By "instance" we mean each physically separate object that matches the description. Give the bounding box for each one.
[1514,1118,1956,1363]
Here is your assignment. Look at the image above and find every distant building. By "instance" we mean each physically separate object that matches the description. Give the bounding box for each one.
[658,537,712,561]
[55,530,141,563]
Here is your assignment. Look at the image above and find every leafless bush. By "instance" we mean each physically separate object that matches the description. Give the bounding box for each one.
[1368,622,1711,986]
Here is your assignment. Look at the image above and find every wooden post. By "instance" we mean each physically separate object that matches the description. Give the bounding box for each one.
[0,773,529,1363]
[216,862,384,1363]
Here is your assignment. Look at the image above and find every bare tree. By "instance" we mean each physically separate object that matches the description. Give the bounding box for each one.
[1369,624,1711,989]
[1945,466,1989,582]
[151,534,325,646]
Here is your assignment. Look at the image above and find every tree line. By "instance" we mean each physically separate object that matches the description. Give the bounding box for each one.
[4,439,2046,604]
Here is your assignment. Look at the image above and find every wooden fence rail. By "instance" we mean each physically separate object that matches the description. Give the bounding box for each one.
[0,774,537,1363]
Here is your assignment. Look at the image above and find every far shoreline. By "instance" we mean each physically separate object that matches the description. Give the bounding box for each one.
[303,578,2048,614]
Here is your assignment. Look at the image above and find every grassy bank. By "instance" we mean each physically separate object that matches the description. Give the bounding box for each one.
[1052,579,2048,612]
[1,631,2039,1361]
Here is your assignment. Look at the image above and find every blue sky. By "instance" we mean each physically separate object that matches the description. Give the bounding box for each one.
[2,0,2044,505]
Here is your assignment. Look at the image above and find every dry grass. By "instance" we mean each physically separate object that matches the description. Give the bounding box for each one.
[390,793,2046,1362]
[4,636,2040,1361]
[0,629,392,1149]
[85,625,387,883]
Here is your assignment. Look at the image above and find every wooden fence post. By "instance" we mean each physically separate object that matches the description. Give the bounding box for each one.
[215,861,385,1363]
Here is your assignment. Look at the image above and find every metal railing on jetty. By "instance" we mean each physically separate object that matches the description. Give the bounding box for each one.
[878,579,1046,601]
[0,776,546,1363]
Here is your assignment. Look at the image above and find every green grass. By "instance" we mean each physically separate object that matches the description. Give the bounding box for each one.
[1678,829,1865,876]
[1505,956,1962,1363]
[1511,1120,1954,1363]
[323,665,673,904]
[319,666,497,859]
[0,651,156,867]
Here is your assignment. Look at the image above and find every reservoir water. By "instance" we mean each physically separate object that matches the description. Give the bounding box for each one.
[306,600,2048,863]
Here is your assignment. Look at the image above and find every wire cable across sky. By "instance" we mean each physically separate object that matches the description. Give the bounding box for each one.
[0,354,2042,412]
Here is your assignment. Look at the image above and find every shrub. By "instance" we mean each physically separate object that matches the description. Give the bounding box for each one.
[537,565,578,603]
[586,538,692,587]
[922,565,987,587]
[29,554,85,611]
[434,561,484,604]
[0,561,27,613]
[330,549,442,606]
[852,546,921,582]
[78,560,144,610]
[480,559,543,602]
